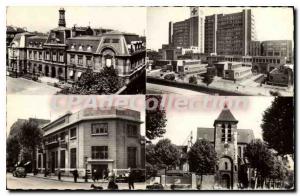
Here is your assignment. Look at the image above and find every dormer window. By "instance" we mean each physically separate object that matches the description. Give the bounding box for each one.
[71,45,75,50]
[87,46,92,51]
[78,45,83,51]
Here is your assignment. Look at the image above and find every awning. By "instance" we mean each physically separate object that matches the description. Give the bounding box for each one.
[77,72,82,77]
[69,70,73,76]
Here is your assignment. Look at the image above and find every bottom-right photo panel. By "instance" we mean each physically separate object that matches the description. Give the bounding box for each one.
[145,95,294,190]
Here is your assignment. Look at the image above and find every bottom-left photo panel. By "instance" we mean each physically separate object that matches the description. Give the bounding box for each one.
[6,95,146,190]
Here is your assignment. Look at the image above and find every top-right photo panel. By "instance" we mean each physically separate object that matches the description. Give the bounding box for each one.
[146,7,294,96]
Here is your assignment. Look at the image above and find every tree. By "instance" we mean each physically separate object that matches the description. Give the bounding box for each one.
[6,136,21,168]
[154,139,180,169]
[189,75,197,85]
[188,139,217,189]
[202,72,214,86]
[244,139,274,188]
[17,119,43,172]
[261,97,294,156]
[60,67,124,94]
[146,95,167,140]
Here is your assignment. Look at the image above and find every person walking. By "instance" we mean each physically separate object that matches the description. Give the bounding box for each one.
[127,168,135,190]
[107,169,118,190]
[92,169,97,182]
[73,169,79,183]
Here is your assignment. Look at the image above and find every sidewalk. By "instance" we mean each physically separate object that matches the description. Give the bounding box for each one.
[27,173,107,183]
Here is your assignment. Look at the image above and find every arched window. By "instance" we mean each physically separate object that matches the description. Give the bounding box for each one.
[78,45,83,51]
[71,45,75,50]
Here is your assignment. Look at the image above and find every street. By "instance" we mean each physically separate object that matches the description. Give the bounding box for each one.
[7,77,60,95]
[6,173,146,190]
[146,83,207,95]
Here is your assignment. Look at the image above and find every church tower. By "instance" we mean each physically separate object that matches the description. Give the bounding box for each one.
[58,8,66,27]
[213,104,239,189]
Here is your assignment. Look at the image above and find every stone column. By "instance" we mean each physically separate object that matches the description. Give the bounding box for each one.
[191,173,197,189]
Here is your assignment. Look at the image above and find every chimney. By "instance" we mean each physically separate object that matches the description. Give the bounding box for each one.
[58,8,66,27]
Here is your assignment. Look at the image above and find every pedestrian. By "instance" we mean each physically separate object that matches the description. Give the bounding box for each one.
[127,168,135,190]
[107,169,118,190]
[58,169,61,181]
[92,169,96,182]
[73,169,78,183]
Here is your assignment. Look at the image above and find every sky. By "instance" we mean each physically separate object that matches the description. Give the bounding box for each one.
[6,95,145,137]
[147,7,294,50]
[151,96,274,145]
[6,6,146,36]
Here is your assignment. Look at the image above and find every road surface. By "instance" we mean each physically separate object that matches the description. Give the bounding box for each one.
[146,83,207,95]
[7,173,146,190]
[7,77,60,95]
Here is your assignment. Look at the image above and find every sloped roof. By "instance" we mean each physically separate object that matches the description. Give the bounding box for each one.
[214,105,238,124]
[66,36,101,53]
[197,127,254,144]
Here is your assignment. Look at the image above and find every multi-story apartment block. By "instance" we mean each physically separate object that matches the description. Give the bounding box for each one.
[205,9,255,56]
[169,7,205,53]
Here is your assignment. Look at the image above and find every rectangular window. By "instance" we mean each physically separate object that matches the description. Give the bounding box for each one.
[60,150,65,168]
[29,51,33,59]
[59,53,64,62]
[91,123,108,135]
[227,130,232,142]
[70,55,75,64]
[91,146,108,159]
[127,124,138,137]
[60,132,66,141]
[70,148,76,168]
[221,125,225,142]
[70,127,77,139]
[112,39,119,43]
[39,52,42,60]
[104,39,110,43]
[52,52,57,61]
[127,147,137,168]
[46,52,50,60]
[55,151,58,168]
[238,146,242,158]
[34,51,38,60]
[78,56,83,65]
[86,56,92,66]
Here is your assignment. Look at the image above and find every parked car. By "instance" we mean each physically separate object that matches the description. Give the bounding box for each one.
[12,167,26,178]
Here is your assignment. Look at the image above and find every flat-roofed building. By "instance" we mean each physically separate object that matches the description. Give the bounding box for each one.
[37,107,144,177]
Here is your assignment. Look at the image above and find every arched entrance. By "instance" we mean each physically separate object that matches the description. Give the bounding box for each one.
[45,65,49,77]
[101,48,116,68]
[51,66,56,78]
[221,174,231,189]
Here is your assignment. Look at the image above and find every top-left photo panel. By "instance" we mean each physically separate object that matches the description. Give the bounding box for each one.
[6,6,146,95]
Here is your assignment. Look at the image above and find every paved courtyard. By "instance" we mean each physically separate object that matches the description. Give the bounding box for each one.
[7,173,146,190]
[7,77,60,95]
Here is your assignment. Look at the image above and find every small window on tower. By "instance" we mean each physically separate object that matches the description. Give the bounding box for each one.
[225,162,228,170]
[228,124,232,142]
[221,124,225,142]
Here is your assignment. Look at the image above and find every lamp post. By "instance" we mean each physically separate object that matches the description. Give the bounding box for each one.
[84,156,88,182]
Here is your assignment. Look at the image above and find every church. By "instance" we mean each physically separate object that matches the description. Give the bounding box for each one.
[197,104,254,189]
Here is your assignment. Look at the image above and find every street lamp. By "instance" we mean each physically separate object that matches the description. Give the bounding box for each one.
[84,156,88,182]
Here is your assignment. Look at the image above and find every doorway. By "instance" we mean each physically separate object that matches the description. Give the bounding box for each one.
[91,164,108,179]
[221,174,231,189]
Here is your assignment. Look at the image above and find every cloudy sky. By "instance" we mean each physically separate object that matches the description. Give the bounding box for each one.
[6,6,146,36]
[6,95,145,137]
[147,7,294,50]
[151,96,274,145]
